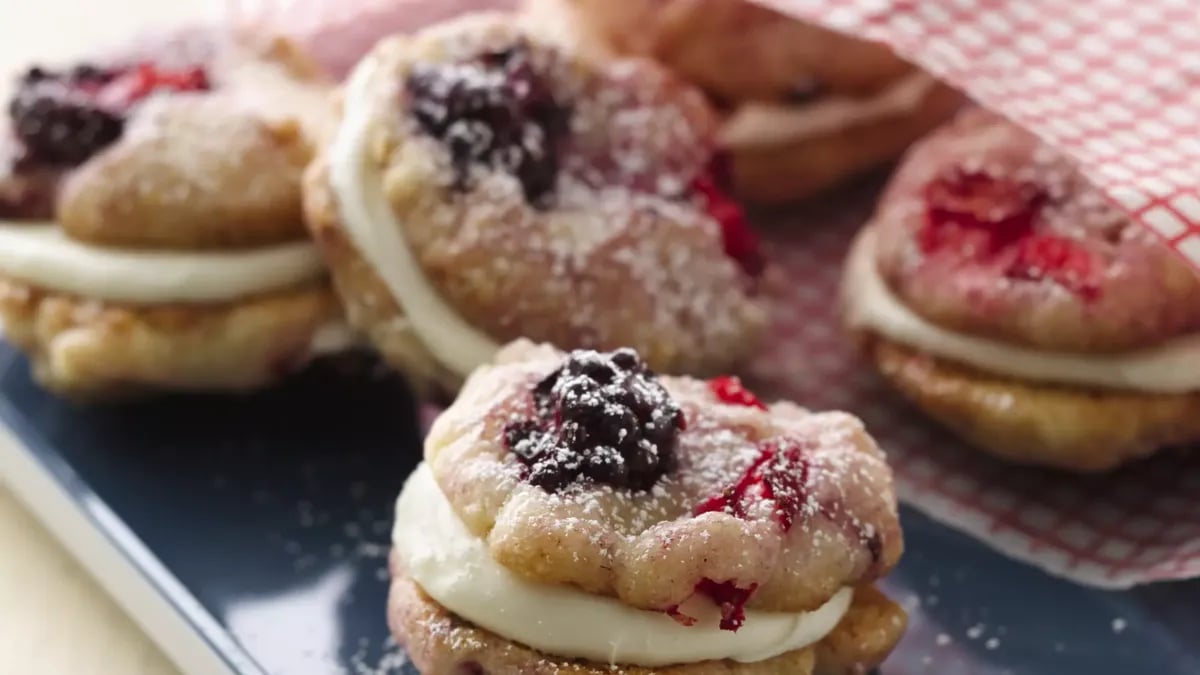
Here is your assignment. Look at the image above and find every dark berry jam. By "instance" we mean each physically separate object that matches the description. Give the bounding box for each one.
[503,348,685,492]
[693,441,812,532]
[8,62,210,168]
[406,42,570,206]
[692,154,764,278]
[920,168,1046,257]
[708,376,766,410]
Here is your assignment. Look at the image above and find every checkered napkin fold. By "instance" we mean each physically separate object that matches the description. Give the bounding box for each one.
[234,0,1200,588]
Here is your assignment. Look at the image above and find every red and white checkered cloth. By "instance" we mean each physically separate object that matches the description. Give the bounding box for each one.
[759,0,1200,272]
[238,0,1200,588]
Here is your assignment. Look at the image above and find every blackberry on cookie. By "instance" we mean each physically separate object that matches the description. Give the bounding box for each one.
[303,13,767,395]
[842,109,1200,470]
[389,340,907,674]
[0,31,349,397]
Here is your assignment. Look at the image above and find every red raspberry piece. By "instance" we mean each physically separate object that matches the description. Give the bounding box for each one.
[112,63,211,104]
[665,579,759,632]
[9,61,211,168]
[1006,233,1101,300]
[696,578,758,631]
[693,441,811,531]
[708,376,766,410]
[692,155,764,277]
[920,169,1046,257]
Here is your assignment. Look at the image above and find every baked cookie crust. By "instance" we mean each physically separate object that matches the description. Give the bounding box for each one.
[388,564,905,675]
[0,277,341,399]
[867,336,1200,471]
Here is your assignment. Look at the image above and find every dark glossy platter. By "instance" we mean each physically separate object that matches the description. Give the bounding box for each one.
[1,344,1196,675]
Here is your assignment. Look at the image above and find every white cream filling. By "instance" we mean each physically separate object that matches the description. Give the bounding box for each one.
[719,72,939,149]
[0,223,326,304]
[844,228,1200,394]
[329,52,499,379]
[392,464,852,667]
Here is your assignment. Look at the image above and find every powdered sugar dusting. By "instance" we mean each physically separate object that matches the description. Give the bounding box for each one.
[874,109,1200,351]
[375,15,764,374]
[426,340,900,611]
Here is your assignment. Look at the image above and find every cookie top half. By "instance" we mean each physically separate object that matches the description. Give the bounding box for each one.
[311,12,768,381]
[421,340,902,621]
[1,29,333,250]
[871,109,1200,353]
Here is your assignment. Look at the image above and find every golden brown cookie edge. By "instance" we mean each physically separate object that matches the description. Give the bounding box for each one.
[0,275,342,399]
[866,335,1200,471]
[388,560,904,675]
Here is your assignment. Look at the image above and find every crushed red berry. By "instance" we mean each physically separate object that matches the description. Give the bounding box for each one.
[108,63,211,105]
[920,169,1046,257]
[665,579,759,632]
[705,374,763,408]
[1006,233,1100,300]
[921,168,1104,299]
[708,376,766,410]
[406,42,570,206]
[503,348,685,492]
[8,61,211,168]
[696,578,758,632]
[693,441,812,532]
[692,155,764,277]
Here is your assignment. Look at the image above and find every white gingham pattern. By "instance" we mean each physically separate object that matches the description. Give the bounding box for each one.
[758,0,1200,272]
[239,0,1200,587]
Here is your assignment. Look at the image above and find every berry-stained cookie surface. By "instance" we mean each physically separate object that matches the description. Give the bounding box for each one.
[303,13,768,395]
[0,30,348,398]
[424,341,901,613]
[390,340,907,674]
[844,109,1200,470]
[871,109,1200,353]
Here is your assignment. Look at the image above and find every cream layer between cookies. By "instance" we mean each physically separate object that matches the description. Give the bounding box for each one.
[0,223,326,304]
[329,48,500,378]
[844,228,1200,394]
[523,0,940,153]
[392,464,853,668]
[719,72,939,149]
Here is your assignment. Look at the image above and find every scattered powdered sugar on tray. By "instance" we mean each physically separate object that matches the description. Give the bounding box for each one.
[347,635,410,674]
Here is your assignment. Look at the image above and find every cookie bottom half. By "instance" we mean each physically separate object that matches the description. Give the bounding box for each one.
[0,276,343,399]
[869,336,1200,471]
[388,564,905,675]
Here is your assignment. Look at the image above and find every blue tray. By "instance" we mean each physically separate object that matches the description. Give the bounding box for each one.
[1,343,1197,675]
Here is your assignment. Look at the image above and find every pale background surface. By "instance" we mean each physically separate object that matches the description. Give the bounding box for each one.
[0,0,218,672]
